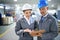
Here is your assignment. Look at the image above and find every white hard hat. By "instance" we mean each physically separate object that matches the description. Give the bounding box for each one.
[22,3,32,11]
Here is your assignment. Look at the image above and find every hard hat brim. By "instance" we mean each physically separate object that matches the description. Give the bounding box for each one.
[23,9,32,12]
[38,4,48,9]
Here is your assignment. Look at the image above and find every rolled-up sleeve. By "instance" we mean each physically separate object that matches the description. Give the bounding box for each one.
[41,19,58,39]
[15,20,24,36]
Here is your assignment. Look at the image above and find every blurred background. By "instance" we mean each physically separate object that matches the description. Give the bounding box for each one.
[0,0,60,40]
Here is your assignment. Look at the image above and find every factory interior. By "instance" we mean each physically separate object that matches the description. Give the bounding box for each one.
[0,0,60,40]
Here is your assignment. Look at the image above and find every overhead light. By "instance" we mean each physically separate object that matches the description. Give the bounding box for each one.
[48,0,51,1]
[0,6,4,8]
[14,0,17,2]
[6,6,10,9]
[51,4,54,7]
[15,4,21,9]
[15,4,20,7]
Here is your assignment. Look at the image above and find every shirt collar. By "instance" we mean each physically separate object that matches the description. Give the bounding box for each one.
[24,16,30,25]
[41,13,48,17]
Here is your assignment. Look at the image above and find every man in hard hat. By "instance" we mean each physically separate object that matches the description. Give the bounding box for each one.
[36,0,58,40]
[15,3,37,40]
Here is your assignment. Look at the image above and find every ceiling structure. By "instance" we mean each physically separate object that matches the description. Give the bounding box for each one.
[0,0,60,10]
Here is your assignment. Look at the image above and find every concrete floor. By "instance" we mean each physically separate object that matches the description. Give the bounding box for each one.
[0,23,60,40]
[0,23,19,40]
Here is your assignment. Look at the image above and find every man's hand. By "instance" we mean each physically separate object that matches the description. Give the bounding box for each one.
[29,30,42,37]
[39,30,46,34]
[29,30,37,36]
[24,29,31,33]
[29,30,45,37]
[37,33,42,37]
